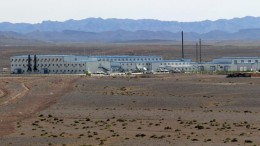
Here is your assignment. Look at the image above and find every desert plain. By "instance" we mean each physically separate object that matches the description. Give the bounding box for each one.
[0,42,260,146]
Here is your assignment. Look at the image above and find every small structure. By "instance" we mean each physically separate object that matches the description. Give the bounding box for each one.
[2,68,9,73]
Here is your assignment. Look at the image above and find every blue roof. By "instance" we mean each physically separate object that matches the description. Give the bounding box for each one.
[12,55,162,59]
[90,55,162,58]
[208,62,231,65]
[221,57,260,59]
[12,55,72,58]
[114,59,193,63]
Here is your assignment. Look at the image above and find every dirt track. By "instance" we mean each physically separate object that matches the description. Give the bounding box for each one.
[0,76,79,136]
[0,88,8,98]
[0,83,29,106]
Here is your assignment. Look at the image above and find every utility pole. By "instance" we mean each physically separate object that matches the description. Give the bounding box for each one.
[196,43,198,62]
[199,39,202,63]
[182,31,184,59]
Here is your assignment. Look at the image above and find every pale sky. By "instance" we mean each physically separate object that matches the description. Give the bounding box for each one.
[0,0,260,23]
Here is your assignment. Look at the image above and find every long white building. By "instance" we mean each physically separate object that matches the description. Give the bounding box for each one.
[10,55,195,74]
[198,57,260,72]
[10,55,260,74]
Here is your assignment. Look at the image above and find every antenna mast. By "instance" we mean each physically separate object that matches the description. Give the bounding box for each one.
[199,39,202,63]
[196,43,198,62]
[181,31,184,59]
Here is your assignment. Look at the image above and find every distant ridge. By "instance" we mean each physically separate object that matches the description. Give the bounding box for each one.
[1,16,260,43]
[0,16,260,33]
[1,28,260,44]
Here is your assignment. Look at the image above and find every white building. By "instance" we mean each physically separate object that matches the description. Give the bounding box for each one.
[10,55,164,74]
[197,57,260,72]
[10,55,260,74]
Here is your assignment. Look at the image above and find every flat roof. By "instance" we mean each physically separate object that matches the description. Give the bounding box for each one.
[221,57,260,59]
[12,55,72,58]
[90,55,162,58]
[12,55,162,59]
[113,59,193,63]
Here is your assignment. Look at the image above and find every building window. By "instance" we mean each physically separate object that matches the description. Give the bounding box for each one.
[256,60,258,63]
[241,60,244,63]
[248,60,251,63]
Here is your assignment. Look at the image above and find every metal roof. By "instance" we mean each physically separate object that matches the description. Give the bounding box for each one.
[113,60,193,64]
[89,55,162,58]
[221,57,260,59]
[12,55,72,58]
[12,55,162,59]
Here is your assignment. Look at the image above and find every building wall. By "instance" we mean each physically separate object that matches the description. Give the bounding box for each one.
[10,55,260,74]
[10,55,110,74]
[95,56,163,62]
[151,61,196,72]
[85,61,111,73]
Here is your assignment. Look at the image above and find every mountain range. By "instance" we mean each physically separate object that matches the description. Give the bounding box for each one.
[0,16,260,44]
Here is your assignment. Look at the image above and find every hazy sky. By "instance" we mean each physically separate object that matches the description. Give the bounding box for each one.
[1,0,260,23]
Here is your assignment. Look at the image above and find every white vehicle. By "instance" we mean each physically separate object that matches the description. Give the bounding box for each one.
[94,71,105,74]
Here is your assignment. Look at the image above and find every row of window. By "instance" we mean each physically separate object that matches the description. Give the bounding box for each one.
[49,70,85,73]
[234,60,259,64]
[12,57,162,62]
[161,62,189,65]
[120,62,190,66]
[122,67,195,72]
[12,58,63,62]
[121,63,149,66]
[12,63,85,67]
[18,69,86,73]
[172,68,194,71]
[99,58,162,62]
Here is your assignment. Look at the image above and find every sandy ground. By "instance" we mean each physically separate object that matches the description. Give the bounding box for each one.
[0,74,259,146]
